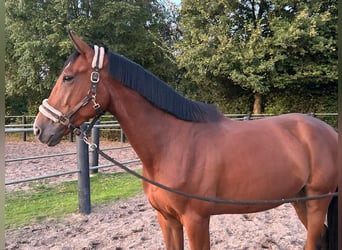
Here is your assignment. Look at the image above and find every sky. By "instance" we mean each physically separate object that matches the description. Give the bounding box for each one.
[171,0,181,6]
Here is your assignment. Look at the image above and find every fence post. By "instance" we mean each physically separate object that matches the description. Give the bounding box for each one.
[22,116,26,141]
[121,129,126,143]
[76,124,91,214]
[244,114,252,120]
[90,120,100,174]
[69,132,74,142]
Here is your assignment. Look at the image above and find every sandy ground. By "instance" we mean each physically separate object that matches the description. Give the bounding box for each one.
[5,139,307,249]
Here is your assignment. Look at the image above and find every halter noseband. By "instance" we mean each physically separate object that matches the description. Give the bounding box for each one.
[38,45,105,136]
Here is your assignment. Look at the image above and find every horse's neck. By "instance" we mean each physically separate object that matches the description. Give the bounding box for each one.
[106,81,178,166]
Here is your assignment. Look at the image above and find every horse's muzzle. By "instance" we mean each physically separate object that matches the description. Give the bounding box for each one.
[33,114,66,146]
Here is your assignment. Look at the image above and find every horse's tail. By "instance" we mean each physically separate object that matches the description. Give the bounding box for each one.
[327,187,338,250]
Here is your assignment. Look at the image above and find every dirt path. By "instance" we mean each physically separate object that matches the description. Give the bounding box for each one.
[5,140,306,249]
[5,140,139,192]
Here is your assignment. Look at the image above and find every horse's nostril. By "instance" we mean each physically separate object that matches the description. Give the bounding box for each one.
[33,125,41,137]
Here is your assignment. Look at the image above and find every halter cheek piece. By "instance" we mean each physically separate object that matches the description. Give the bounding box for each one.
[38,45,105,136]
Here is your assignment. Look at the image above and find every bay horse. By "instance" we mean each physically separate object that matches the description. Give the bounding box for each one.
[33,31,338,250]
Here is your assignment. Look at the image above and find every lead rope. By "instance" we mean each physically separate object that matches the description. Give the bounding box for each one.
[82,137,338,205]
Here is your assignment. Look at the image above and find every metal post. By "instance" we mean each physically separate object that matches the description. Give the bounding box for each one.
[69,132,74,142]
[22,116,26,141]
[120,129,126,143]
[244,114,252,120]
[90,120,100,174]
[76,124,91,214]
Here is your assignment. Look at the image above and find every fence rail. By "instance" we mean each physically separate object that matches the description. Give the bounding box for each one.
[4,142,139,186]
[5,116,124,142]
[5,151,77,163]
[5,170,81,185]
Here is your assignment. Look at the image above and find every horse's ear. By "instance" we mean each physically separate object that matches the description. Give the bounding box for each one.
[68,30,92,55]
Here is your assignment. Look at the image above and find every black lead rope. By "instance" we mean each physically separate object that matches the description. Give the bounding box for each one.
[89,143,338,205]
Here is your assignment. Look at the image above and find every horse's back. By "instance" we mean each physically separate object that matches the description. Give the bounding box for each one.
[271,114,337,172]
[224,113,338,177]
[194,113,337,210]
[283,114,338,191]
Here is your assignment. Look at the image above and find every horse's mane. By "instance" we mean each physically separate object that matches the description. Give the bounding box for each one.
[107,51,222,122]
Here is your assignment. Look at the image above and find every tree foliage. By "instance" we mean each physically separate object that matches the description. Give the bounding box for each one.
[5,0,337,116]
[5,0,178,115]
[176,0,337,113]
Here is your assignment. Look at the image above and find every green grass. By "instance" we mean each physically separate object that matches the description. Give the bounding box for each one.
[5,172,143,229]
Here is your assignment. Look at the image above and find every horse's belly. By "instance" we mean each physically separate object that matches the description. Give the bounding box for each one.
[212,203,282,215]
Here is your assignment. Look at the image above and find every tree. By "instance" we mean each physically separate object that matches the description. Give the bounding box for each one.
[5,0,71,114]
[5,0,179,115]
[176,0,337,114]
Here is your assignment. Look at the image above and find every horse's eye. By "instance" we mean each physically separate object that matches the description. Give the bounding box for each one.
[63,75,74,83]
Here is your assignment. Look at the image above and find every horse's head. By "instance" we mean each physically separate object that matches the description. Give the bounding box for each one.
[33,31,110,146]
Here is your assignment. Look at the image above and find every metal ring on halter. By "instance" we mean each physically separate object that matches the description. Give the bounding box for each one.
[91,71,100,83]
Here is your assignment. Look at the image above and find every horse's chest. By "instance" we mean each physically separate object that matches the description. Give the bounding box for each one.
[143,183,163,210]
[143,184,183,218]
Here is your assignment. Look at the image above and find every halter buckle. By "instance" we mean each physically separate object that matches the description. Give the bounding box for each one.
[73,127,82,136]
[91,71,100,83]
[59,116,70,126]
[93,103,101,110]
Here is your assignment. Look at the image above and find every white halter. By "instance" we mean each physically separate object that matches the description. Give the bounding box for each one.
[36,45,105,134]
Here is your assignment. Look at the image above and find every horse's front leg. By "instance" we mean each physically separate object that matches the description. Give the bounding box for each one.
[183,215,210,250]
[157,212,184,250]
